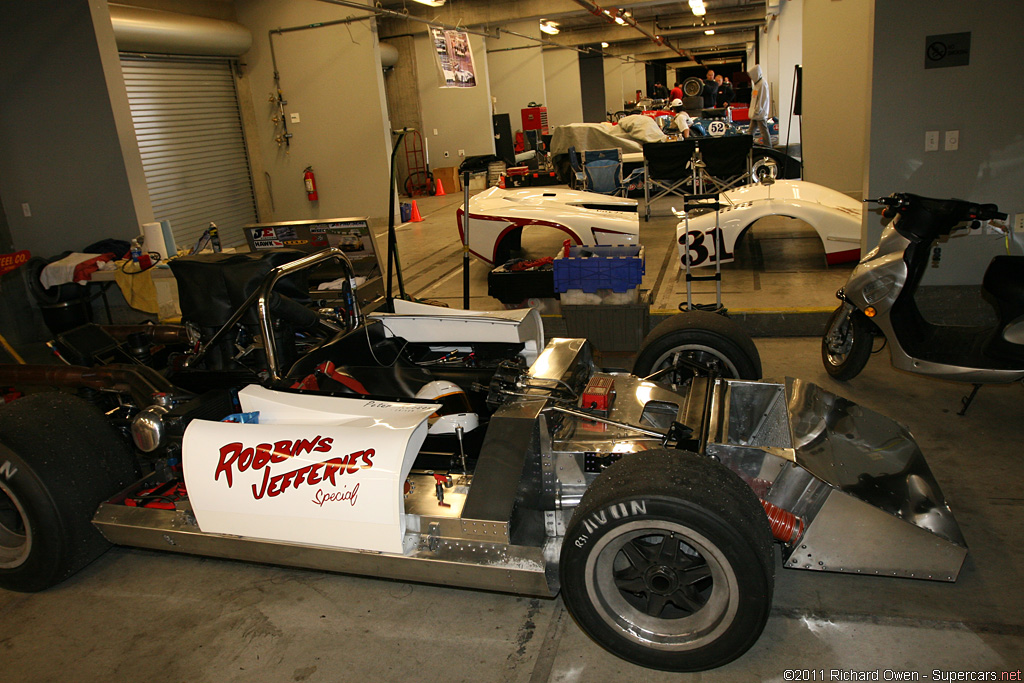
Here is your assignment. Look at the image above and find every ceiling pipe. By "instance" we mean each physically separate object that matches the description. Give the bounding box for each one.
[109,4,252,56]
[569,0,693,60]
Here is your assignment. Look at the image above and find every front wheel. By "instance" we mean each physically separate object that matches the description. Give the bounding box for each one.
[0,393,139,592]
[821,304,873,380]
[632,311,761,385]
[560,450,774,671]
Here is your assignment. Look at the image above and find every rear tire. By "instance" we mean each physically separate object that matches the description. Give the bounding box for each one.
[821,305,873,381]
[632,311,761,384]
[560,450,774,671]
[0,393,139,592]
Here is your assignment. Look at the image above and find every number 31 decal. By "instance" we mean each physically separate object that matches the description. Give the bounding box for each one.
[678,228,734,267]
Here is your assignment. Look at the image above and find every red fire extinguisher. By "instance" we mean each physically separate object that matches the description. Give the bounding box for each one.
[303,166,318,201]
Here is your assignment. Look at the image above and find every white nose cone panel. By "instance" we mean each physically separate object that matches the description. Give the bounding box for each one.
[183,385,438,554]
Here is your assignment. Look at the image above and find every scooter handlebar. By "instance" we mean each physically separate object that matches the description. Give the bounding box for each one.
[869,193,1006,230]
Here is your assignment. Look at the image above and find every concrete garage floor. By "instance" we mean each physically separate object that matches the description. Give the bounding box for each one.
[2,189,1023,681]
[1,338,1021,682]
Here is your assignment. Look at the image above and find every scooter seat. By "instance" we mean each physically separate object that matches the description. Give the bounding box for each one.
[982,255,1024,360]
[983,255,1024,310]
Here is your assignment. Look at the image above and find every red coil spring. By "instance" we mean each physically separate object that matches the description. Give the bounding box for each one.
[760,499,805,544]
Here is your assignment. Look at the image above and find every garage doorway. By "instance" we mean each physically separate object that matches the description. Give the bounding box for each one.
[119,56,257,250]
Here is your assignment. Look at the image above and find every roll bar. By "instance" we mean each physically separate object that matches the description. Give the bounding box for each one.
[184,248,359,381]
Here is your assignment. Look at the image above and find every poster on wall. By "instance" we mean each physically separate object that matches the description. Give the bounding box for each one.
[430,27,477,88]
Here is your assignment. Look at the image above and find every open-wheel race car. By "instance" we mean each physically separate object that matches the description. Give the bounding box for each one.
[0,247,968,672]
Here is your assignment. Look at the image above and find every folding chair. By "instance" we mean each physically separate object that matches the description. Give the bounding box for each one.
[582,148,623,195]
[642,139,698,220]
[567,146,587,190]
[692,134,753,194]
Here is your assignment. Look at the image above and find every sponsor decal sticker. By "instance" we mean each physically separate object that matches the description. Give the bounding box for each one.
[213,435,374,505]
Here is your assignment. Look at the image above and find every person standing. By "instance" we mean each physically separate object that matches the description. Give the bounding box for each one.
[716,75,734,106]
[747,65,772,147]
[702,69,718,108]
[669,81,683,102]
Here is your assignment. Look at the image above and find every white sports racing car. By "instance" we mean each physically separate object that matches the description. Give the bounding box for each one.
[458,186,640,265]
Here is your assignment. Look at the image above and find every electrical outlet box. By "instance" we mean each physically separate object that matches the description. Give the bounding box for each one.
[1014,213,1024,233]
[458,149,465,157]
[925,131,939,152]
[289,112,300,123]
[443,151,450,158]
[433,128,438,136]
[944,130,959,151]
[21,203,30,217]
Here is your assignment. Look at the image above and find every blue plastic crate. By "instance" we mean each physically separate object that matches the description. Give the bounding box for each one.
[553,245,645,293]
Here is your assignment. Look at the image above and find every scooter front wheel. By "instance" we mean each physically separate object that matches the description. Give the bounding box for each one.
[821,305,873,381]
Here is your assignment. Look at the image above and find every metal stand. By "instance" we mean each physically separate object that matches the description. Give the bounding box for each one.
[958,383,982,416]
[462,170,471,310]
[387,129,410,304]
[680,192,726,314]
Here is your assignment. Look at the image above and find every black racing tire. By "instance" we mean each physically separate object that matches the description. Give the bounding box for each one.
[0,393,139,592]
[632,311,761,384]
[821,305,873,381]
[560,450,774,672]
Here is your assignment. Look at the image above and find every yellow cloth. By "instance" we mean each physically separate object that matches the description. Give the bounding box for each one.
[113,261,160,315]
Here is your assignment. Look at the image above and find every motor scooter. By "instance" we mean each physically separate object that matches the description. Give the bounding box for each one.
[821,192,1022,413]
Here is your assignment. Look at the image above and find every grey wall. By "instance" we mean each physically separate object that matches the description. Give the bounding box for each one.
[763,0,802,145]
[0,0,152,259]
[383,36,423,192]
[234,0,393,225]
[801,0,873,198]
[543,49,583,128]
[602,58,624,116]
[866,0,1024,284]
[415,30,495,170]
[487,22,547,118]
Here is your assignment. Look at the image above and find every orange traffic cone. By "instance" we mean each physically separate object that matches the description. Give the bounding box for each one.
[435,178,446,196]
[410,200,423,222]
[498,174,506,189]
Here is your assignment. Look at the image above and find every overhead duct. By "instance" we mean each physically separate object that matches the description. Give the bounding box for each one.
[109,4,253,56]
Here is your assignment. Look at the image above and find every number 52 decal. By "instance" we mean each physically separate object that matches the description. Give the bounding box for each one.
[678,227,734,267]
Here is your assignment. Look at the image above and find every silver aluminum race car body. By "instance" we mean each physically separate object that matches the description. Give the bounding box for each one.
[103,312,966,593]
[677,180,863,268]
[0,247,966,672]
[457,186,639,264]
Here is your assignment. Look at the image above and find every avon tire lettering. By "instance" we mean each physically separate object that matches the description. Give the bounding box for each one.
[0,460,17,480]
[574,500,648,546]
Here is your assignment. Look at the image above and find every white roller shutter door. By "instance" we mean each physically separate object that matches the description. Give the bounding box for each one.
[120,57,256,250]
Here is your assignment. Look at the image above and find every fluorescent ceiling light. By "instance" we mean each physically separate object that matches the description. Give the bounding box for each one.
[688,0,702,7]
[614,15,627,24]
[692,5,706,15]
[412,0,445,6]
[705,29,715,35]
[539,20,560,34]
[601,41,610,47]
